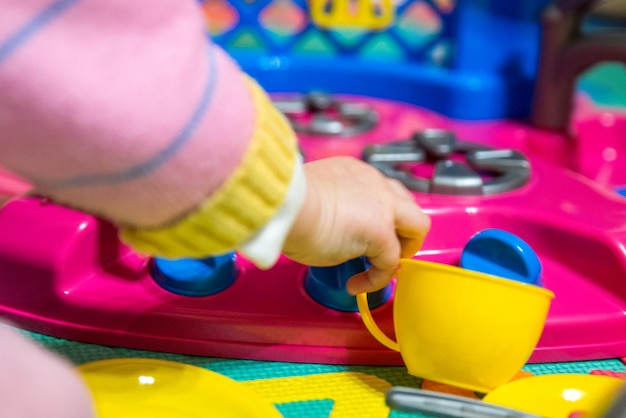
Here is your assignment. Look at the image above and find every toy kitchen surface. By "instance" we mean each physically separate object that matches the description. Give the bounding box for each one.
[1,0,626,370]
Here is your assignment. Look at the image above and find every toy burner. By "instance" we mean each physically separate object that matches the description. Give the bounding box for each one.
[273,92,379,136]
[363,129,531,195]
[1,94,626,367]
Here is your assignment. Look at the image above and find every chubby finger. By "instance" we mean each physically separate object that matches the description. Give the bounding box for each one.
[346,234,400,295]
[386,177,416,201]
[398,236,425,259]
[345,271,372,295]
[395,201,430,236]
[346,268,395,295]
[346,256,401,295]
[392,190,431,258]
[347,186,430,295]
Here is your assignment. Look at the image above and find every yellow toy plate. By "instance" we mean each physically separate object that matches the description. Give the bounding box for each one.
[483,374,624,418]
[78,358,283,418]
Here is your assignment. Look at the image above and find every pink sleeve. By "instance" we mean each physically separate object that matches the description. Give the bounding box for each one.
[0,0,256,228]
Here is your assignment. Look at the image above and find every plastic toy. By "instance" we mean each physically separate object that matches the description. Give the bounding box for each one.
[305,257,392,312]
[0,90,626,364]
[387,376,625,418]
[209,0,550,120]
[78,358,282,418]
[386,387,541,418]
[362,128,532,195]
[151,253,239,297]
[356,259,554,392]
[482,374,624,418]
[309,0,394,30]
[460,229,542,286]
[0,1,625,366]
[273,92,379,136]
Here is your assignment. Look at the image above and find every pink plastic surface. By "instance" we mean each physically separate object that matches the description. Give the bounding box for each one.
[0,95,626,364]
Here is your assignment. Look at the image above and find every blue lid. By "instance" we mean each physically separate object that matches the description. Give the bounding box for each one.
[151,252,238,297]
[305,257,391,312]
[460,229,542,286]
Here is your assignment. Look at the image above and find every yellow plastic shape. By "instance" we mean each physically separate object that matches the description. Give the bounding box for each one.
[78,358,283,418]
[357,258,554,393]
[310,0,394,30]
[483,374,624,418]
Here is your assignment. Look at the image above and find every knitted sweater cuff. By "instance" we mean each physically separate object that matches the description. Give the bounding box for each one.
[238,154,305,268]
[119,77,298,258]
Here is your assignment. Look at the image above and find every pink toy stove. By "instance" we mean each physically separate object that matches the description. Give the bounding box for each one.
[0,93,625,365]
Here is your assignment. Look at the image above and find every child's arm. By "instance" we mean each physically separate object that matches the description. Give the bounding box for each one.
[0,0,300,264]
[0,0,430,295]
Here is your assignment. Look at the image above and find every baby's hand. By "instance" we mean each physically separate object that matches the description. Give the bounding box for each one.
[283,156,430,295]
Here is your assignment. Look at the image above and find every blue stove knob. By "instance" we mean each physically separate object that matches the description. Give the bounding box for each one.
[151,252,238,296]
[460,229,542,286]
[306,257,392,312]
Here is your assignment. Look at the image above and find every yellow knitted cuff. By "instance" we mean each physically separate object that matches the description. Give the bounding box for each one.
[119,76,298,258]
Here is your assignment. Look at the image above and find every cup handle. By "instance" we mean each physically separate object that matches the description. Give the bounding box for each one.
[356,293,400,352]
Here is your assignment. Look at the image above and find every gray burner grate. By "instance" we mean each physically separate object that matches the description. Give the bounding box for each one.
[363,129,531,195]
[273,92,379,136]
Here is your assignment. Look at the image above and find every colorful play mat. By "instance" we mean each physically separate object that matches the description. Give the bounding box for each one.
[21,330,626,418]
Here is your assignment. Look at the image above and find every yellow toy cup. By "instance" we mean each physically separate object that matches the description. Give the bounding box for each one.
[357,259,555,393]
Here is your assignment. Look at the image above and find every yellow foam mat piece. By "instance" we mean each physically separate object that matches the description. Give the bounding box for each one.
[244,371,391,418]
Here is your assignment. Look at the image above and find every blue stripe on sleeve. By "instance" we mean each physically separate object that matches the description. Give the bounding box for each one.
[0,0,82,62]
